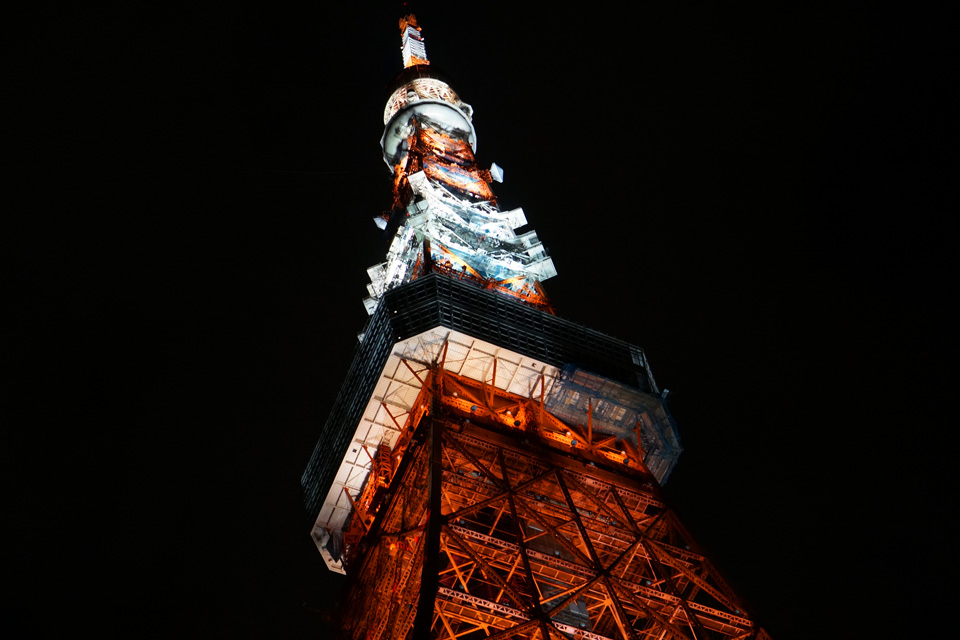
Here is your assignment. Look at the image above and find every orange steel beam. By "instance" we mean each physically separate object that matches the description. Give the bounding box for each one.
[401,358,427,386]
[342,487,369,529]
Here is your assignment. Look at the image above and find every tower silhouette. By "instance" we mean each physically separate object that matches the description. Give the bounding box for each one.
[301,13,771,640]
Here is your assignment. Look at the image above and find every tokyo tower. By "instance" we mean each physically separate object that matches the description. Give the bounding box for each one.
[301,12,772,640]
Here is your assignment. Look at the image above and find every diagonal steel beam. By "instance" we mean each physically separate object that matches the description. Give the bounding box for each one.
[608,484,643,536]
[560,471,633,535]
[645,540,738,613]
[555,470,602,566]
[606,539,642,578]
[439,538,473,593]
[601,575,640,640]
[639,540,713,640]
[442,487,508,523]
[442,524,528,607]
[513,496,594,567]
[444,431,507,489]
[401,357,427,385]
[542,574,601,617]
[435,605,458,640]
[608,578,691,640]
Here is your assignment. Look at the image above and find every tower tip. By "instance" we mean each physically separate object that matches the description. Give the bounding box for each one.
[399,11,429,68]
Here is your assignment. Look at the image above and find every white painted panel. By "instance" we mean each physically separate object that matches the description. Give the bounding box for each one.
[345,468,369,491]
[362,426,384,446]
[333,465,352,485]
[318,504,334,526]
[328,507,349,530]
[496,359,519,390]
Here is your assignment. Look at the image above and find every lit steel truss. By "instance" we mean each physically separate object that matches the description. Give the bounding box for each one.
[339,370,770,640]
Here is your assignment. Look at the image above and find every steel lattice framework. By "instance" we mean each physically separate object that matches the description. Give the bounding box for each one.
[303,12,772,640]
[339,366,770,640]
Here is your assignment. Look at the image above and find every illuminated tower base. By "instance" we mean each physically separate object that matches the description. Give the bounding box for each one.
[343,407,764,640]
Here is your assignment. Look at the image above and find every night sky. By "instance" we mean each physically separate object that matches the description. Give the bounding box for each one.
[7,2,956,638]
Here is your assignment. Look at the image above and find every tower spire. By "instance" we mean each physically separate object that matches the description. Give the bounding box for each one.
[399,12,428,68]
[368,12,557,316]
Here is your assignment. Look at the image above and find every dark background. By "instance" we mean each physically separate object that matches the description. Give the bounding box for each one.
[6,2,956,638]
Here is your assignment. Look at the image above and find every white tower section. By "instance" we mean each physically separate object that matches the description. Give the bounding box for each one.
[363,15,557,316]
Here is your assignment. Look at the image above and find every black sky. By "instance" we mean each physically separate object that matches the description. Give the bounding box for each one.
[7,2,957,638]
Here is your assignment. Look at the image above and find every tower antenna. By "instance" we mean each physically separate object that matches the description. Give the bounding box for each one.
[399,11,428,68]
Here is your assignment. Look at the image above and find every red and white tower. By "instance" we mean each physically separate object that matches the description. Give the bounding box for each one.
[301,13,771,640]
